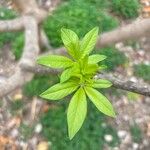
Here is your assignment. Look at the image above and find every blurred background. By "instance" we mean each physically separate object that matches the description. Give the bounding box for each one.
[0,0,150,149]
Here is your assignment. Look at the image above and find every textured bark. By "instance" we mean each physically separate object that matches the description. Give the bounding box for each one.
[97,74,150,97]
[0,17,39,98]
[23,65,150,97]
[96,18,150,48]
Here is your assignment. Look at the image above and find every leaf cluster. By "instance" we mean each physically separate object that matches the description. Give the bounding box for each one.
[37,27,115,139]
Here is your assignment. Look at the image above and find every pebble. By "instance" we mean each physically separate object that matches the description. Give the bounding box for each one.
[130,77,137,83]
[20,141,27,147]
[113,147,119,150]
[132,143,139,150]
[35,123,43,133]
[123,134,132,144]
[104,134,113,142]
[10,129,19,138]
[117,130,127,139]
[123,115,129,121]
[143,139,149,146]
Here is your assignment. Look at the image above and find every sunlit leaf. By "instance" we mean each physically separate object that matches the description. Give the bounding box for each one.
[60,63,80,83]
[88,54,107,64]
[67,88,87,139]
[85,87,115,117]
[80,27,99,57]
[40,82,78,100]
[92,79,112,88]
[61,28,80,59]
[37,55,74,69]
[83,64,99,75]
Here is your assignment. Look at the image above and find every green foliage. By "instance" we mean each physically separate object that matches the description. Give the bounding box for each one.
[130,123,142,143]
[92,79,112,89]
[65,0,110,9]
[43,0,118,47]
[0,7,17,20]
[23,75,58,97]
[0,7,18,48]
[85,87,115,117]
[0,7,24,60]
[111,0,140,19]
[0,32,16,48]
[134,64,150,82]
[86,0,110,8]
[37,55,74,69]
[88,54,107,64]
[40,104,120,150]
[98,47,127,71]
[40,81,78,100]
[12,33,24,60]
[37,28,115,139]
[67,88,87,139]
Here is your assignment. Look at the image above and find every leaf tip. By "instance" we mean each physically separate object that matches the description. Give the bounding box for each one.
[111,112,116,118]
[61,27,66,33]
[93,26,99,34]
[68,133,74,140]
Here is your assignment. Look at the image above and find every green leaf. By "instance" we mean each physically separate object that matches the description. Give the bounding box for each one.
[99,65,108,70]
[60,63,80,83]
[88,54,107,64]
[79,55,88,71]
[40,82,78,100]
[92,79,112,88]
[80,27,99,57]
[67,88,87,140]
[85,87,115,117]
[60,68,73,83]
[83,64,99,75]
[61,28,80,59]
[37,55,74,69]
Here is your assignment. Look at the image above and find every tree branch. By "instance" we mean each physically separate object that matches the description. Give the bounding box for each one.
[1,18,150,47]
[22,64,150,97]
[0,17,40,98]
[97,74,150,96]
[96,18,150,48]
[0,17,24,32]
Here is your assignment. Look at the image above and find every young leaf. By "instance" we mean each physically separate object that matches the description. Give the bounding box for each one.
[92,79,112,88]
[67,88,87,140]
[83,64,99,75]
[84,87,115,117]
[79,55,88,71]
[88,54,107,64]
[80,27,99,57]
[40,82,78,100]
[60,63,80,83]
[61,28,80,59]
[37,55,74,69]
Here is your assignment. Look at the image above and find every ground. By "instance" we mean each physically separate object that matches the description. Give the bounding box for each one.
[0,0,150,150]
